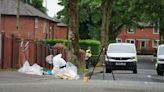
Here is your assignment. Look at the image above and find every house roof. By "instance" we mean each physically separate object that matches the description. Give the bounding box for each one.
[137,22,153,28]
[0,0,59,22]
[57,22,67,27]
[54,17,61,23]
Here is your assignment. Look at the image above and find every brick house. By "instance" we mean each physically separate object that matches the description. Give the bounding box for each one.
[0,0,67,40]
[116,26,160,54]
[54,23,68,40]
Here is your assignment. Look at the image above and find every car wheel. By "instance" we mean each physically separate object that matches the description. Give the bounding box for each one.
[157,70,163,76]
[106,68,112,73]
[133,69,137,74]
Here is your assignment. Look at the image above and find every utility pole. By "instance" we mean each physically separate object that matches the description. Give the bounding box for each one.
[16,0,20,31]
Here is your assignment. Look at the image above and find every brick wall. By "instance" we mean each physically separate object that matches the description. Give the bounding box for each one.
[1,15,68,40]
[1,15,35,38]
[117,27,159,54]
[117,27,159,40]
[54,26,67,40]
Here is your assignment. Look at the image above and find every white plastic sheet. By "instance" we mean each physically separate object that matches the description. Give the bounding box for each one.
[65,62,79,80]
[18,60,30,73]
[18,61,43,75]
[18,54,80,80]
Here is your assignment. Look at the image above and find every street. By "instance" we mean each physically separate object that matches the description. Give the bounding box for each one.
[90,55,164,83]
[1,55,164,92]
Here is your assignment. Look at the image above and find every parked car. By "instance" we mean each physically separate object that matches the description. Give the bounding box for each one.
[156,44,164,75]
[105,43,137,73]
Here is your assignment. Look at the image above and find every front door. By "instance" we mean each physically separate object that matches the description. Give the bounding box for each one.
[140,40,146,49]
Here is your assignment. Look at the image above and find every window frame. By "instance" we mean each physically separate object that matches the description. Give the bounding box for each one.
[127,27,135,34]
[34,17,38,29]
[152,40,159,48]
[153,27,159,34]
[116,38,122,43]
[126,39,135,44]
[43,20,48,33]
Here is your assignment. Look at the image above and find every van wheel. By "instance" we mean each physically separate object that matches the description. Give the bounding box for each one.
[157,71,163,76]
[133,69,137,74]
[106,68,112,73]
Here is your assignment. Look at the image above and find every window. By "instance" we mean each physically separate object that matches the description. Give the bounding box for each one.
[153,21,159,34]
[116,38,122,43]
[153,27,159,34]
[127,27,135,34]
[34,17,38,29]
[152,40,159,48]
[126,39,135,44]
[43,21,48,33]
[141,41,146,48]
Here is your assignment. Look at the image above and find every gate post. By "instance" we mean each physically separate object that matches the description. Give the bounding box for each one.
[0,32,4,69]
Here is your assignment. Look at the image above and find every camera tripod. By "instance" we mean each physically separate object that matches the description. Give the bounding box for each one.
[89,47,115,80]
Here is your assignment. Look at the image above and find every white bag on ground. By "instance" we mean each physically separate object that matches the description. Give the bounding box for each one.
[18,60,31,73]
[65,62,79,80]
[18,61,43,75]
[29,64,43,75]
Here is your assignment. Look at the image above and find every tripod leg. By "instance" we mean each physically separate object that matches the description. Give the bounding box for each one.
[103,62,105,80]
[111,71,115,80]
[89,48,103,80]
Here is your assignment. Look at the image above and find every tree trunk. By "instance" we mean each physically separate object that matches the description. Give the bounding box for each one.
[100,0,113,66]
[68,0,82,69]
[101,0,113,47]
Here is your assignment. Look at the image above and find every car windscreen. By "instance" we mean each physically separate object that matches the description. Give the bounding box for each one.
[107,44,136,53]
[158,46,164,55]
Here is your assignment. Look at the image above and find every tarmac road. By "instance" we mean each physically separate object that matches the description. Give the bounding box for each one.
[0,55,164,92]
[89,55,164,83]
[0,79,164,92]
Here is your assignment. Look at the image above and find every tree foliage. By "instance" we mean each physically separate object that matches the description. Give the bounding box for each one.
[24,0,47,14]
[58,0,101,40]
[57,0,163,41]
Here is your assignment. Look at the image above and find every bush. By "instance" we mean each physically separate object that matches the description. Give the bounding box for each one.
[79,40,100,55]
[44,39,67,47]
[44,39,100,55]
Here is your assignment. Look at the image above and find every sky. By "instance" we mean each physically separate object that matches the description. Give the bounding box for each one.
[43,0,64,17]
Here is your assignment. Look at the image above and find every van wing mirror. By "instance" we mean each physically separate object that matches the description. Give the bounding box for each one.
[153,53,157,57]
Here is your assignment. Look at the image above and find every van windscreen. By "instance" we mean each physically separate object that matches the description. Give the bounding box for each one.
[158,46,164,55]
[107,44,136,53]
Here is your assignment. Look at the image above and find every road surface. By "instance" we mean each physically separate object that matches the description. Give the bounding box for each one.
[0,55,164,92]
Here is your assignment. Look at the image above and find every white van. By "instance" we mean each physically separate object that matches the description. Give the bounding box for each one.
[156,44,164,75]
[105,43,137,73]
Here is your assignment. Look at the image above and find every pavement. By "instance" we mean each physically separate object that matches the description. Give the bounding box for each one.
[83,66,104,79]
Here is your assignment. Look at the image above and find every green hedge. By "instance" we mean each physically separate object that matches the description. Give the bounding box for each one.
[44,39,100,55]
[79,40,100,55]
[44,39,67,45]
